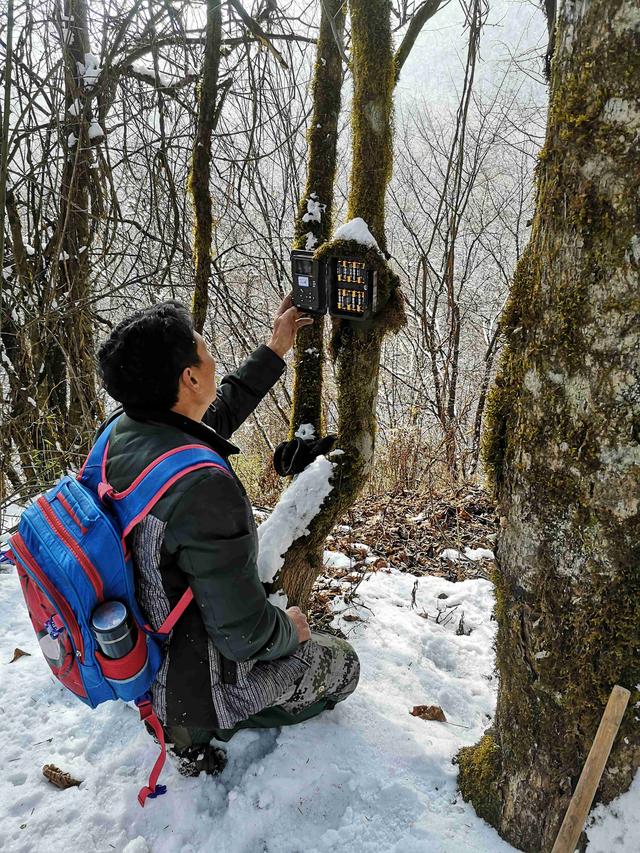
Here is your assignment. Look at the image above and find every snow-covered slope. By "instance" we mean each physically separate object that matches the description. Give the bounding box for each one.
[0,562,635,852]
[0,564,509,853]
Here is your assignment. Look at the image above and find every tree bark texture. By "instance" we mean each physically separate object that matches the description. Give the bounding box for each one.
[457,2,640,850]
[58,0,103,448]
[2,0,103,493]
[289,0,345,435]
[190,0,222,335]
[346,0,394,254]
[278,0,404,608]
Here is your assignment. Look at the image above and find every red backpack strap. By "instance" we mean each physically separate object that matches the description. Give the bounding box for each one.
[136,695,168,806]
[135,588,195,806]
[156,587,194,638]
[97,442,232,541]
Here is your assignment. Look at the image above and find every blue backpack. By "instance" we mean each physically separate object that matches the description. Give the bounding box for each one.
[2,415,232,805]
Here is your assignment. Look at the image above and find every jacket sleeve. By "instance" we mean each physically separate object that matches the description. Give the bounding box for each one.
[162,470,299,663]
[202,344,285,439]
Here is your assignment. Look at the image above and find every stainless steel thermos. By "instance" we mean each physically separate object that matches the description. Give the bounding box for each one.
[91,601,135,659]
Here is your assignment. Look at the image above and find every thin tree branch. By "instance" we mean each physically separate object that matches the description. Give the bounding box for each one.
[394,0,448,80]
[227,0,289,69]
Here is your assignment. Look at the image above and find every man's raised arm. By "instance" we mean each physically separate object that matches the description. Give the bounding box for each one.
[203,295,312,439]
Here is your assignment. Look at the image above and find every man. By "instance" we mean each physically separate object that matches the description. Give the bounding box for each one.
[97,296,359,773]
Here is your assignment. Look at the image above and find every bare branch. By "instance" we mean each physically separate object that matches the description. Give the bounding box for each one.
[394,0,449,80]
[227,0,289,69]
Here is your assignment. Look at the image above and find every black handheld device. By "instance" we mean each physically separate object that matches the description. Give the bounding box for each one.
[291,249,326,315]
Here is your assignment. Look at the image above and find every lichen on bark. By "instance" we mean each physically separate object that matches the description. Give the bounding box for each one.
[459,3,640,850]
[277,0,405,608]
[189,0,222,335]
[288,0,346,437]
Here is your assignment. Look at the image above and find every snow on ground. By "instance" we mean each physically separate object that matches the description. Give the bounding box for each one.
[0,559,635,852]
[584,772,640,852]
[1,562,514,853]
[440,547,495,563]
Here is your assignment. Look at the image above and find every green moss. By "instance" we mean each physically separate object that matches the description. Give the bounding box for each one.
[481,25,640,495]
[289,319,325,438]
[467,6,640,844]
[289,0,346,437]
[188,2,222,333]
[347,0,395,250]
[481,242,540,492]
[456,735,502,828]
[292,0,344,250]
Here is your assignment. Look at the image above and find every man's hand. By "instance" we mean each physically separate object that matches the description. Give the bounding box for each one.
[267,293,313,359]
[286,606,311,643]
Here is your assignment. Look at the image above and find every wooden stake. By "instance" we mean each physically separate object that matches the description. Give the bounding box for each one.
[551,684,630,853]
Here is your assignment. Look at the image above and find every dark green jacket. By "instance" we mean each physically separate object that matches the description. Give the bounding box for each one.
[103,345,307,729]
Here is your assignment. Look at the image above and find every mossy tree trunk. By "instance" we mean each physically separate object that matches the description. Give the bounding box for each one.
[190,0,222,335]
[457,2,640,850]
[58,0,104,451]
[1,0,105,494]
[278,0,404,608]
[288,0,346,437]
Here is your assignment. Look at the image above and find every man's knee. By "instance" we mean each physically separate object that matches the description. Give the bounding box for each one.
[331,640,360,702]
[308,631,360,703]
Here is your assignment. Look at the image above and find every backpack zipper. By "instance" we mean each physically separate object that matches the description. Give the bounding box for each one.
[37,496,104,600]
[10,532,85,661]
[57,492,88,535]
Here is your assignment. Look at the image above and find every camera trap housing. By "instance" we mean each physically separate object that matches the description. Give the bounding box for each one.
[291,249,378,323]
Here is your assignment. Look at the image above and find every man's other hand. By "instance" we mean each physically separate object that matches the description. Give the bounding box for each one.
[267,294,313,358]
[286,606,311,643]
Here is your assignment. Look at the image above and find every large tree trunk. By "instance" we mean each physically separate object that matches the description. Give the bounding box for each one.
[457,2,640,850]
[278,0,404,608]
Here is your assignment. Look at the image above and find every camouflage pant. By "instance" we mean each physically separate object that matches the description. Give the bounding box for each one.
[167,631,360,750]
[272,630,360,712]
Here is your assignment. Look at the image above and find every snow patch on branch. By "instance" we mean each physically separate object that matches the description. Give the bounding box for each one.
[78,54,102,90]
[88,120,104,140]
[257,455,335,590]
[302,193,325,224]
[131,61,171,88]
[294,423,316,440]
[333,217,381,252]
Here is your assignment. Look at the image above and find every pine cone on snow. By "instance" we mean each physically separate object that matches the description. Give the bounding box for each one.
[42,764,82,789]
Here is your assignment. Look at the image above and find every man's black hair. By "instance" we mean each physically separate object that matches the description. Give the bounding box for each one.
[98,300,201,411]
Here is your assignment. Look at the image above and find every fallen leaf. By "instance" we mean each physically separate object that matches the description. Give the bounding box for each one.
[42,764,82,789]
[342,614,361,622]
[410,704,447,722]
[10,648,31,663]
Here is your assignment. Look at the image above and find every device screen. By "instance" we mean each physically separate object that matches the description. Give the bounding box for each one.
[297,275,310,288]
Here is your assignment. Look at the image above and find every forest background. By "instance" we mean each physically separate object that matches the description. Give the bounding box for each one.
[0,0,547,520]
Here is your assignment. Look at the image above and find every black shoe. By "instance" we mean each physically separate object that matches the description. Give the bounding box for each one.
[171,743,227,777]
